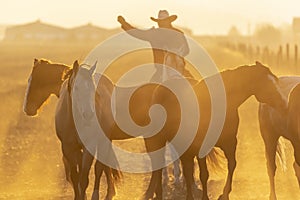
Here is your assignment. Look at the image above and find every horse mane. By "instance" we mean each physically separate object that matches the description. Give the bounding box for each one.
[220,64,256,76]
[64,68,73,80]
[34,58,72,82]
[202,62,273,84]
[220,62,273,78]
[191,62,275,100]
[35,58,67,66]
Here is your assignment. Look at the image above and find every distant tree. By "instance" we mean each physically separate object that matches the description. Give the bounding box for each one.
[228,26,241,37]
[254,24,282,47]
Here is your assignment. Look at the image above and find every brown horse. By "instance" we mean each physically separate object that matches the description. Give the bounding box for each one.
[126,61,287,200]
[74,61,287,200]
[23,59,120,200]
[259,76,300,200]
[23,59,70,116]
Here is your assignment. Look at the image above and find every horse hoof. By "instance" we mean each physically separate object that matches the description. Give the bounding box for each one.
[104,188,116,200]
[174,178,183,187]
[186,195,194,200]
[141,194,154,200]
[163,180,168,187]
[77,194,87,200]
[105,193,116,200]
[218,194,229,200]
[91,192,99,200]
[201,194,209,200]
[269,194,277,200]
[141,196,151,200]
[198,190,208,200]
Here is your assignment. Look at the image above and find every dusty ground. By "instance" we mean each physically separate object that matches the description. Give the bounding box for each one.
[0,42,300,199]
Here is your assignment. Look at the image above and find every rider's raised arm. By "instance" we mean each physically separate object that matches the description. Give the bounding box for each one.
[117,15,153,41]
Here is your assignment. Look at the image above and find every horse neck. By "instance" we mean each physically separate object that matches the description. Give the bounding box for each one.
[55,81,77,141]
[52,64,71,97]
[222,70,254,108]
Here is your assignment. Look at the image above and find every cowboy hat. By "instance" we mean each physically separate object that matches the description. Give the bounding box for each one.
[150,10,177,22]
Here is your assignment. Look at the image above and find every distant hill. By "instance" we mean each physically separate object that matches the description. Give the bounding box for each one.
[2,20,197,43]
[1,20,250,50]
[3,20,122,42]
[0,25,7,40]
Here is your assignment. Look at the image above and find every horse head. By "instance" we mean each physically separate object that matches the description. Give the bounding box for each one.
[252,61,287,115]
[23,58,70,116]
[70,61,97,121]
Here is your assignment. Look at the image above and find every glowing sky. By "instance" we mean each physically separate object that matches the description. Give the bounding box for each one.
[1,0,300,34]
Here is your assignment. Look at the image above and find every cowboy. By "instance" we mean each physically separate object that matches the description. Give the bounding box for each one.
[117,10,193,82]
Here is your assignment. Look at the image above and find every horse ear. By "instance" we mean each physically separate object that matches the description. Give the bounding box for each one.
[34,58,38,65]
[89,61,97,75]
[73,60,79,72]
[255,61,262,66]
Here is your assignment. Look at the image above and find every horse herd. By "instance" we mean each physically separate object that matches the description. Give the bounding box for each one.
[23,58,300,200]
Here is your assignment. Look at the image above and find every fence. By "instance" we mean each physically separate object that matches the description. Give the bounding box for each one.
[226,42,300,73]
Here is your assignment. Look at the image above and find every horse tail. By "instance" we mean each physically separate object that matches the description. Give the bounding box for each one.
[111,168,122,183]
[276,137,287,172]
[108,140,123,183]
[205,148,225,172]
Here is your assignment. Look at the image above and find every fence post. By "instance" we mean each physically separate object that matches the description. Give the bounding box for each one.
[295,45,298,72]
[262,46,270,65]
[247,45,253,63]
[286,43,290,67]
[277,45,283,68]
[256,46,260,61]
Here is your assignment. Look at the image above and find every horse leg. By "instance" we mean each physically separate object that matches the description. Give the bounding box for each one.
[181,156,195,200]
[91,161,104,200]
[163,144,181,186]
[164,145,182,186]
[198,157,209,200]
[141,169,162,200]
[154,169,163,200]
[79,148,94,200]
[162,165,168,186]
[262,134,279,200]
[62,155,72,185]
[169,144,182,186]
[219,140,237,200]
[63,145,82,200]
[293,161,300,187]
[291,140,300,188]
[104,165,117,200]
[173,159,182,185]
[143,137,165,200]
[162,161,181,187]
